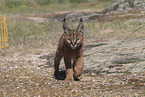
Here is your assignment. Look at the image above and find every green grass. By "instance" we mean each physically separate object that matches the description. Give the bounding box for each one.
[85,18,145,43]
[7,20,62,48]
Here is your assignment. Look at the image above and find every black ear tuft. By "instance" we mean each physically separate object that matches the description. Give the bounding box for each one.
[80,18,83,22]
[63,18,66,23]
[63,17,70,34]
[77,18,84,35]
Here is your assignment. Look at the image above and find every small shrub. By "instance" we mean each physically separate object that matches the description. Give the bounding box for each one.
[35,0,52,5]
[69,0,89,3]
[5,0,22,8]
[35,0,89,5]
[57,0,70,4]
[5,0,35,8]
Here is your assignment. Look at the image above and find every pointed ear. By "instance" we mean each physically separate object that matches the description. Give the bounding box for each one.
[63,18,70,34]
[77,18,84,34]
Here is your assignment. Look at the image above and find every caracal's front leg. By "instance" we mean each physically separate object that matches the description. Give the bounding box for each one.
[73,55,84,79]
[53,51,63,77]
[64,57,74,82]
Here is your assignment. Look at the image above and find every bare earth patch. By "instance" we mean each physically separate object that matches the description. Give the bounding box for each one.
[0,37,145,96]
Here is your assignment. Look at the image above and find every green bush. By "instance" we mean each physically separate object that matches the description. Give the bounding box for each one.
[69,0,89,3]
[98,0,112,1]
[5,0,22,8]
[5,0,35,8]
[4,0,112,8]
[57,0,70,4]
[3,0,112,9]
[35,0,89,5]
[35,0,53,5]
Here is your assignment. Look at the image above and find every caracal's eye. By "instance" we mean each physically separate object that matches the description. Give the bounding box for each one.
[76,38,80,42]
[67,38,71,42]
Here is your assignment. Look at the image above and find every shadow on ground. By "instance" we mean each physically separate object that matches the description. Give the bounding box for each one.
[53,70,80,81]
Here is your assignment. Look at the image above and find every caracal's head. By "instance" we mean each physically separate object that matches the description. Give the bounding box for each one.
[63,18,84,49]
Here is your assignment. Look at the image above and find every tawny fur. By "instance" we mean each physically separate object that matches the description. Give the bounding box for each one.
[53,18,84,82]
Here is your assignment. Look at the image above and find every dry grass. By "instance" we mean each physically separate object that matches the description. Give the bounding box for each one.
[6,15,145,49]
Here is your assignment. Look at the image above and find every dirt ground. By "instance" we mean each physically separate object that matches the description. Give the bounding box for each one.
[0,38,145,96]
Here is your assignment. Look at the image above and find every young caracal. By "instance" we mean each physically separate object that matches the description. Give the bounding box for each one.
[53,18,84,82]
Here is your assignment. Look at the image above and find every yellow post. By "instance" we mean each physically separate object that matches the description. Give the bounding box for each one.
[0,16,2,48]
[4,15,8,48]
[2,15,4,48]
[0,15,8,49]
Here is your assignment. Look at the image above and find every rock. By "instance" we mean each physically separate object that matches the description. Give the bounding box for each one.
[111,57,141,64]
[56,12,102,22]
[56,0,145,21]
[102,0,145,14]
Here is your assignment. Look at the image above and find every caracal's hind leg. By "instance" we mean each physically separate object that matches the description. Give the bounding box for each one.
[73,56,84,79]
